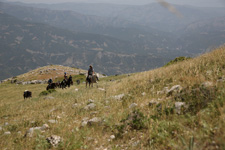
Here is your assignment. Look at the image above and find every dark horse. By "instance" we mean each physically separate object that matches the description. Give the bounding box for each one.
[46,83,57,90]
[60,78,73,89]
[86,75,99,88]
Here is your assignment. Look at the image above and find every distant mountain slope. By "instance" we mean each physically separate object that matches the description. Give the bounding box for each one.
[11,2,225,32]
[0,2,145,34]
[177,17,225,54]
[0,2,179,53]
[0,12,179,80]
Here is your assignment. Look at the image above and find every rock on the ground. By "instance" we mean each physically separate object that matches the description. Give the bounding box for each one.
[87,117,102,126]
[46,135,62,147]
[98,88,105,91]
[25,124,49,137]
[129,103,138,109]
[88,99,95,103]
[44,96,55,100]
[175,102,188,114]
[110,135,115,140]
[40,124,49,130]
[149,99,159,107]
[201,81,214,88]
[81,117,89,127]
[167,85,182,96]
[84,103,96,110]
[4,131,11,135]
[48,120,58,124]
[217,77,225,82]
[114,94,125,100]
[72,103,81,109]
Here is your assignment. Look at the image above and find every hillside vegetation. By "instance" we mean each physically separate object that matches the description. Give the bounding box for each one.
[0,46,225,149]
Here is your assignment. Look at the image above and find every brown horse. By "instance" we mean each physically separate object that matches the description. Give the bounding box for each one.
[86,75,99,88]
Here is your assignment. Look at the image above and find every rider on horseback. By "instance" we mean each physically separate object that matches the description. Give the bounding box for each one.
[48,78,53,85]
[64,72,68,81]
[87,65,94,82]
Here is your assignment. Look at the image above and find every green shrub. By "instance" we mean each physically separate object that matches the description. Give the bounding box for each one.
[174,86,218,114]
[39,90,49,96]
[114,109,148,138]
[39,89,56,96]
[164,56,191,67]
[47,89,56,93]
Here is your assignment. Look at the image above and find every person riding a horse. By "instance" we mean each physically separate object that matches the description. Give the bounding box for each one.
[87,65,94,82]
[48,78,53,85]
[86,65,99,87]
[64,72,68,81]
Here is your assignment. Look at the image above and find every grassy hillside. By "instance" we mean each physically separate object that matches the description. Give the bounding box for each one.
[0,46,225,149]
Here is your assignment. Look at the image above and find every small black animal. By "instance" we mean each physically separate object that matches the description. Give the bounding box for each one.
[23,90,32,99]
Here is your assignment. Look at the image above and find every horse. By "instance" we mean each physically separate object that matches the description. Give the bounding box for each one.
[86,74,99,88]
[60,80,67,89]
[60,78,73,89]
[67,77,73,88]
[46,83,57,90]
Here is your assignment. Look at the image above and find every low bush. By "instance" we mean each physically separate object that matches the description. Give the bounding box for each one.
[39,89,56,96]
[164,56,191,67]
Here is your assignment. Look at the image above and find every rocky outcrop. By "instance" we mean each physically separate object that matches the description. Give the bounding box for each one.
[25,124,49,137]
[46,135,62,147]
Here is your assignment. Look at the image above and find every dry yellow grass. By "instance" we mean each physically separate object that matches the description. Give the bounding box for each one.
[0,46,225,149]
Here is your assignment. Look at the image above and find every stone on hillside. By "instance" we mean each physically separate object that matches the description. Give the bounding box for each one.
[72,103,81,109]
[44,96,55,100]
[175,102,188,114]
[25,124,49,137]
[81,121,88,127]
[75,88,79,91]
[30,80,37,84]
[206,70,213,75]
[46,135,62,147]
[167,85,182,96]
[84,103,96,110]
[142,92,146,96]
[87,117,101,126]
[48,120,58,124]
[114,94,125,100]
[149,99,159,107]
[110,135,115,140]
[157,87,169,95]
[88,99,95,103]
[90,111,98,116]
[98,88,105,91]
[132,140,140,147]
[217,77,225,82]
[25,127,41,137]
[81,117,89,127]
[129,103,138,109]
[87,117,102,126]
[40,124,49,130]
[201,81,214,88]
[4,131,11,135]
[157,91,164,95]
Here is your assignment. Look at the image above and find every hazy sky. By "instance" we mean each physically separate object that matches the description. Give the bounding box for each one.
[4,0,225,7]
